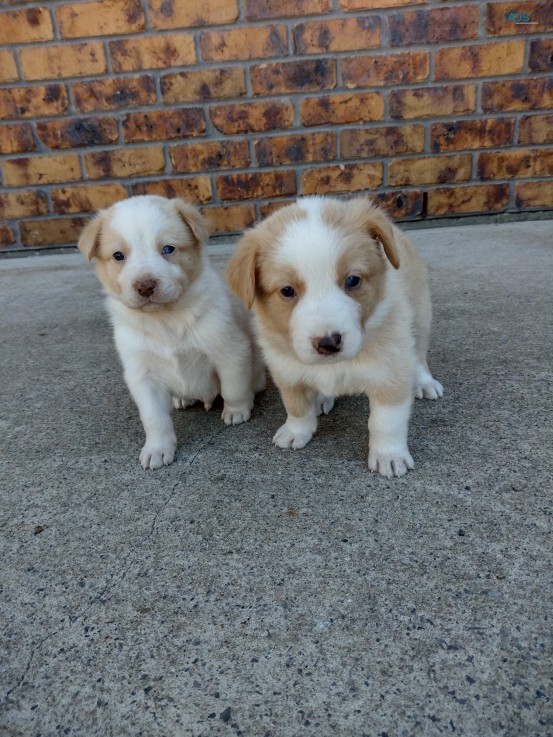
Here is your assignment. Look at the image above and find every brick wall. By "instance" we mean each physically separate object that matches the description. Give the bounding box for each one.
[0,0,552,250]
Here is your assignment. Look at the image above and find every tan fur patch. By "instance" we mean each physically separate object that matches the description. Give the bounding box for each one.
[278,382,316,418]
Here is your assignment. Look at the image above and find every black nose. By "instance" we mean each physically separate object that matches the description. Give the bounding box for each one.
[135,279,157,298]
[313,332,342,356]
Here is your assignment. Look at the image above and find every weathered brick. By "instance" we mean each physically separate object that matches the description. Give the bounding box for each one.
[477,149,553,180]
[341,125,425,158]
[0,123,36,154]
[342,51,429,88]
[84,147,165,180]
[245,0,331,20]
[0,224,16,249]
[251,59,336,96]
[170,140,250,173]
[56,0,144,38]
[427,184,510,216]
[3,153,81,186]
[0,7,53,44]
[148,0,238,29]
[0,85,68,120]
[211,101,294,134]
[374,190,423,220]
[20,217,87,247]
[301,92,384,126]
[388,154,472,186]
[389,6,479,46]
[109,34,196,73]
[434,41,525,80]
[259,199,296,219]
[51,184,128,214]
[200,204,256,234]
[0,191,48,219]
[294,16,380,54]
[519,114,553,145]
[301,162,383,194]
[481,78,553,112]
[131,177,212,203]
[529,38,553,71]
[0,50,18,83]
[515,180,553,209]
[37,116,119,150]
[123,109,205,143]
[161,68,246,104]
[486,2,553,36]
[341,0,425,9]
[430,118,515,152]
[20,42,106,81]
[255,132,336,166]
[72,76,156,113]
[201,25,287,62]
[390,85,476,119]
[216,170,296,201]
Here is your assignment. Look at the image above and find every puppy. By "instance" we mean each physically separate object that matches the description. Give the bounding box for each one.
[78,195,265,470]
[226,196,442,478]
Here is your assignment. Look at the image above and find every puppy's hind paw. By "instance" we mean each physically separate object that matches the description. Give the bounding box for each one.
[316,393,335,416]
[222,405,252,426]
[368,448,414,478]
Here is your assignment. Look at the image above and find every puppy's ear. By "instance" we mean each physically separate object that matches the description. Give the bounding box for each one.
[226,230,259,309]
[366,204,400,270]
[172,198,210,246]
[78,214,103,262]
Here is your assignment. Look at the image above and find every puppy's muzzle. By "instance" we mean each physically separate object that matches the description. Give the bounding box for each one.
[134,279,157,298]
[313,332,343,356]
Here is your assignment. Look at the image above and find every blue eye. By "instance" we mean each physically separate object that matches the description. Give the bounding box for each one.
[113,251,125,261]
[162,245,175,255]
[345,275,361,290]
[280,286,296,298]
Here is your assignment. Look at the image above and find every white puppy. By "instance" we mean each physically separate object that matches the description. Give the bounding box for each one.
[226,196,442,478]
[78,195,265,469]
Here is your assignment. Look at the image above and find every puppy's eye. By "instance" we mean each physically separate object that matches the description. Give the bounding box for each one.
[345,275,361,290]
[162,245,175,255]
[280,286,296,298]
[113,251,125,262]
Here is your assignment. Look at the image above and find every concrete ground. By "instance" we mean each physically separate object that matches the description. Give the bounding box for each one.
[1,220,552,737]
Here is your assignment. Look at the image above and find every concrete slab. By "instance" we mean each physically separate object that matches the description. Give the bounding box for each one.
[1,220,552,737]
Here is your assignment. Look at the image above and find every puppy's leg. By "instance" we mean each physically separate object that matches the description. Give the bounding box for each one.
[126,374,177,470]
[215,352,255,426]
[273,383,318,450]
[367,386,414,478]
[412,283,443,401]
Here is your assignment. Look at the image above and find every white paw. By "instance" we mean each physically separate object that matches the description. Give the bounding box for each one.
[273,422,314,450]
[317,394,335,416]
[368,447,414,478]
[221,405,251,426]
[140,436,177,470]
[173,397,192,410]
[415,377,443,400]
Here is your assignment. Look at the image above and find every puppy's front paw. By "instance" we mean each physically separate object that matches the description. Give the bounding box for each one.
[222,404,252,426]
[368,447,414,478]
[173,397,192,410]
[317,393,335,416]
[273,422,314,450]
[140,436,177,470]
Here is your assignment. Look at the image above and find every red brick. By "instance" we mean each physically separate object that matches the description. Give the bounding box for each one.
[148,0,238,29]
[37,117,119,149]
[56,0,144,38]
[0,123,36,154]
[389,6,479,46]
[255,132,336,166]
[109,34,196,73]
[170,140,250,173]
[477,149,553,180]
[20,42,106,81]
[529,38,553,71]
[3,153,81,186]
[341,125,425,158]
[374,191,423,220]
[342,51,429,88]
[519,114,553,145]
[201,25,287,62]
[0,191,48,219]
[72,76,156,113]
[51,184,128,214]
[0,224,16,248]
[161,68,246,104]
[0,50,18,83]
[211,101,294,134]
[390,85,476,119]
[20,217,87,247]
[486,2,553,36]
[427,184,510,216]
[245,0,331,20]
[0,7,53,44]
[251,59,336,96]
[216,170,296,201]
[84,147,165,180]
[481,78,553,112]
[131,177,212,204]
[200,204,256,234]
[388,154,472,186]
[0,85,68,120]
[301,92,384,126]
[430,118,515,152]
[341,0,425,8]
[301,162,383,194]
[294,16,380,54]
[515,180,553,209]
[123,109,205,143]
[259,199,297,219]
[434,41,525,80]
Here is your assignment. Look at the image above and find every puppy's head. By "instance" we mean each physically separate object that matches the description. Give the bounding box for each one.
[78,195,210,311]
[226,196,399,365]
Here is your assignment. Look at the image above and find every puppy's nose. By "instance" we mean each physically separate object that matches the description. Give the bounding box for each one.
[135,279,157,298]
[313,332,342,355]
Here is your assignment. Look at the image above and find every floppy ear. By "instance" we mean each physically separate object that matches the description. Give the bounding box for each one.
[78,214,103,262]
[172,198,210,246]
[226,230,259,309]
[366,204,400,270]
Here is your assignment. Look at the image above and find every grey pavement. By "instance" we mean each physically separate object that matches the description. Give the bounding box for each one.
[1,220,552,737]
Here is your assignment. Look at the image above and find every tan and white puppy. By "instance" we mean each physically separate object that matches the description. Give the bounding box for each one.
[226,196,442,478]
[78,195,264,470]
